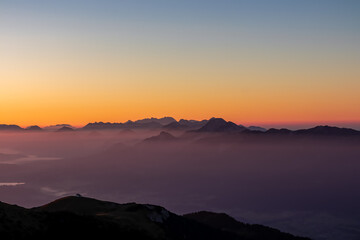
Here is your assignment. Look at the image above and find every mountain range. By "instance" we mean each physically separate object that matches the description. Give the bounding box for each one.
[1,117,359,137]
[193,118,247,133]
[0,196,310,240]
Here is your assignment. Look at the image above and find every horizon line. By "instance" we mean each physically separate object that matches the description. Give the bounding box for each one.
[1,117,360,131]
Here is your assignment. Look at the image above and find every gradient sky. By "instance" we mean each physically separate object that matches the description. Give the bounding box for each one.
[1,0,359,128]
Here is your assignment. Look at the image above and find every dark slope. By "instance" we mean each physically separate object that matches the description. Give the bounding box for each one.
[163,119,209,131]
[294,125,360,136]
[194,118,246,133]
[179,119,208,129]
[26,125,43,131]
[143,131,177,143]
[259,126,360,137]
[83,117,175,130]
[0,124,23,131]
[266,128,293,135]
[247,126,267,132]
[134,117,176,125]
[184,211,309,240]
[83,122,124,130]
[56,126,75,132]
[0,199,150,240]
[163,121,190,130]
[0,196,310,240]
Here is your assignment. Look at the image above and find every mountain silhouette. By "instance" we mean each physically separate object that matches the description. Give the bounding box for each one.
[43,124,74,131]
[163,119,208,130]
[134,117,176,125]
[83,118,174,130]
[194,118,246,133]
[26,125,43,131]
[144,131,177,142]
[184,211,309,240]
[265,128,293,135]
[179,119,208,128]
[124,120,163,129]
[0,124,23,131]
[247,126,267,132]
[56,126,75,132]
[294,125,360,135]
[163,121,191,130]
[83,122,124,130]
[0,196,310,240]
[264,126,360,136]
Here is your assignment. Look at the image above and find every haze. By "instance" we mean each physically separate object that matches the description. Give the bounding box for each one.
[1,1,360,240]
[0,125,359,240]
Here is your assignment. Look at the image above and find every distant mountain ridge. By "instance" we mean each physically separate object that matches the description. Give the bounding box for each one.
[56,126,75,132]
[0,196,310,240]
[163,119,208,130]
[43,124,74,131]
[26,125,43,131]
[193,118,247,133]
[1,118,359,137]
[0,124,23,131]
[264,125,360,136]
[133,117,176,125]
[143,131,177,143]
[185,211,308,240]
[83,117,176,130]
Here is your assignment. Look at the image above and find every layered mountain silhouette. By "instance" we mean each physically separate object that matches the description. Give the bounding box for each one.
[83,117,176,130]
[1,117,359,137]
[294,125,360,135]
[185,211,308,240]
[83,121,123,130]
[133,117,176,125]
[56,126,75,132]
[194,118,247,133]
[163,119,208,130]
[163,121,188,130]
[248,126,267,132]
[265,128,293,135]
[143,131,177,142]
[0,196,309,240]
[264,125,360,136]
[43,124,74,131]
[0,124,23,131]
[26,125,43,131]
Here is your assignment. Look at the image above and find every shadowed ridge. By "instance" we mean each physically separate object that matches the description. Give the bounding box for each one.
[0,124,23,131]
[134,117,176,125]
[0,196,311,240]
[162,121,188,130]
[35,196,120,214]
[294,125,360,135]
[56,126,75,132]
[184,211,310,240]
[26,125,43,131]
[247,126,267,132]
[0,200,27,213]
[266,128,293,134]
[36,196,170,222]
[265,125,360,136]
[82,121,124,130]
[143,131,177,142]
[194,118,246,133]
[43,124,73,131]
[179,119,208,129]
[163,119,209,130]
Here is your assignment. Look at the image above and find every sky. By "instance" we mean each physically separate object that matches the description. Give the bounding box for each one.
[1,0,359,128]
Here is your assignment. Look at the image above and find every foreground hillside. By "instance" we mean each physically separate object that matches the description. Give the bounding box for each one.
[0,196,309,240]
